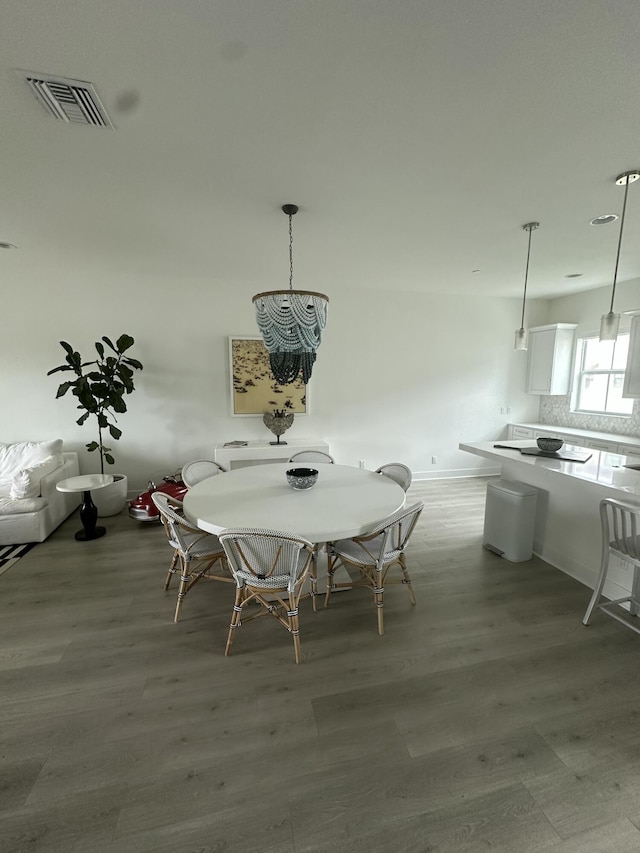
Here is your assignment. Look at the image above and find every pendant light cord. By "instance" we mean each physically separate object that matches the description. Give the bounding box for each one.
[520,224,537,329]
[289,212,294,291]
[609,175,631,314]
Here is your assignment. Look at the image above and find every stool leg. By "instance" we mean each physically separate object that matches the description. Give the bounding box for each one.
[630,566,640,617]
[583,550,610,625]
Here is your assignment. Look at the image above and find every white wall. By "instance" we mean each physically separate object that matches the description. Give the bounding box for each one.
[547,277,640,334]
[3,270,547,491]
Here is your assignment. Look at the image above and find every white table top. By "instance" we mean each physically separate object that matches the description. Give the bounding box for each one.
[56,474,114,493]
[183,463,406,543]
[460,440,640,497]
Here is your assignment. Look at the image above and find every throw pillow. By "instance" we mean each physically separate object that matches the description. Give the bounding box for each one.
[0,440,63,479]
[10,455,61,499]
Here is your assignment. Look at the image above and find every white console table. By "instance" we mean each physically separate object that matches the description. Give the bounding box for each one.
[214,439,330,470]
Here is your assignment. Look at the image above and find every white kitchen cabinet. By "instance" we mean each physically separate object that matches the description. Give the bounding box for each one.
[618,443,640,456]
[508,425,535,439]
[526,324,577,395]
[623,313,640,398]
[586,440,619,452]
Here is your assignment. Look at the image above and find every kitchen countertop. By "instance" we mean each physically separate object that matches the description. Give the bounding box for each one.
[460,440,640,499]
[508,422,640,448]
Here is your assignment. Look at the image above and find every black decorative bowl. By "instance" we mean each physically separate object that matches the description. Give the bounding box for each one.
[537,436,563,453]
[286,467,319,490]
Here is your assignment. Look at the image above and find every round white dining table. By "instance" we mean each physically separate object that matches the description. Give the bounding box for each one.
[182,463,406,543]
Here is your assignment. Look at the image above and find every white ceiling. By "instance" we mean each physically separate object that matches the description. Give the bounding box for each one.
[3,0,640,300]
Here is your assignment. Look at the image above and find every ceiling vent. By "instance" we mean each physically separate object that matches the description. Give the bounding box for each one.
[16,71,114,128]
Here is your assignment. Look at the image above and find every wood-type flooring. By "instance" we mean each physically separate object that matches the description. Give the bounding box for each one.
[2,475,640,852]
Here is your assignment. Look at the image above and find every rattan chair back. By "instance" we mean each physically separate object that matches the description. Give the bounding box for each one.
[288,450,335,464]
[375,462,412,492]
[182,459,227,488]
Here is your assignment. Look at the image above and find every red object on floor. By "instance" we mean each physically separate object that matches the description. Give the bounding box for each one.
[128,473,187,522]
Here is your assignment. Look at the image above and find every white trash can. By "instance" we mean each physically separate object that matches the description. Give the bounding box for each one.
[483,479,538,562]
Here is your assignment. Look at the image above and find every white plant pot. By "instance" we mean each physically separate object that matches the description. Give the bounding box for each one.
[92,474,128,517]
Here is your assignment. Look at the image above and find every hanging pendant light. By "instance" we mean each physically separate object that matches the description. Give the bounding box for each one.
[599,170,640,341]
[253,204,329,385]
[514,222,539,351]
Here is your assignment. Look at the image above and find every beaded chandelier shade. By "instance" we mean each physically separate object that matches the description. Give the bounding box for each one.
[253,204,329,385]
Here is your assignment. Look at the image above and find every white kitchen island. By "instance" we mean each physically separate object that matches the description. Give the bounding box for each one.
[460,440,640,601]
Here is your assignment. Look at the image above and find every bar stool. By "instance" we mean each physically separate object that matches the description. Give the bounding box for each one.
[583,498,640,634]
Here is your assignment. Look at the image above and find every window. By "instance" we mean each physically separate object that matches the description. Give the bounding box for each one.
[573,334,632,415]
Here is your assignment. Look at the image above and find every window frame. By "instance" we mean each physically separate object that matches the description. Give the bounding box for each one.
[572,333,632,417]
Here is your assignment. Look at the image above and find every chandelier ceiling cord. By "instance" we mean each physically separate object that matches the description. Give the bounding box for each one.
[253,204,329,385]
[599,169,640,342]
[514,222,539,351]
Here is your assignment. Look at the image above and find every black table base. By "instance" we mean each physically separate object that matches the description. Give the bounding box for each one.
[75,489,107,541]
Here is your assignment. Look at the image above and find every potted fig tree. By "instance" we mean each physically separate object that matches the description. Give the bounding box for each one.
[47,334,143,515]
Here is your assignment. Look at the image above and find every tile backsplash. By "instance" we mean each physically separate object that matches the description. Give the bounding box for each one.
[539,396,640,437]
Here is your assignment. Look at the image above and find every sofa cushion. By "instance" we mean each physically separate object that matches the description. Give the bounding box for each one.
[0,440,64,483]
[10,455,61,499]
[0,496,48,515]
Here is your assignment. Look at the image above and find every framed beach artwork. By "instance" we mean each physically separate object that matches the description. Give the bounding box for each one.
[229,336,308,416]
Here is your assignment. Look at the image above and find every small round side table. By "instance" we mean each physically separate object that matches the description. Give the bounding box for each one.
[56,474,115,541]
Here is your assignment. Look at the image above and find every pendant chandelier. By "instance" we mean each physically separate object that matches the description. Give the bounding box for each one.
[599,169,640,342]
[514,222,539,351]
[253,204,329,385]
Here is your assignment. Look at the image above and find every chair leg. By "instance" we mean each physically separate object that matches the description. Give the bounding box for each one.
[324,551,338,607]
[287,594,302,664]
[225,588,244,656]
[164,550,179,590]
[374,568,384,636]
[173,558,190,622]
[310,545,319,612]
[399,554,416,605]
[583,552,611,625]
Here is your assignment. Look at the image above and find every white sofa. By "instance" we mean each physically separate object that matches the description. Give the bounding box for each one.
[0,440,80,545]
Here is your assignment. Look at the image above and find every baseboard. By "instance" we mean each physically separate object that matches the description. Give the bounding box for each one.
[413,465,500,481]
[533,543,631,604]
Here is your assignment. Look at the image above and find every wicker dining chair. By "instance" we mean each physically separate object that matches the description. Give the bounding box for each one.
[182,459,227,488]
[288,450,335,464]
[583,498,640,634]
[325,502,424,635]
[152,492,232,622]
[218,527,315,663]
[375,462,413,492]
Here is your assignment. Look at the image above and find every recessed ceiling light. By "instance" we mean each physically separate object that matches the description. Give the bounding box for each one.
[0,242,16,249]
[590,214,618,226]
[565,273,583,278]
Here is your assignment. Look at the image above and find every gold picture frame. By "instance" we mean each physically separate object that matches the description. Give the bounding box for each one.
[229,336,308,416]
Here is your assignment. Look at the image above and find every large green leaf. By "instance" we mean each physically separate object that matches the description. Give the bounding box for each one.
[116,334,134,353]
[102,336,116,352]
[124,358,143,371]
[104,453,115,465]
[109,424,122,440]
[77,412,90,426]
[86,441,99,451]
[55,382,72,398]
[95,342,105,358]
